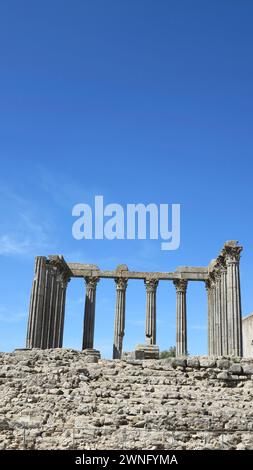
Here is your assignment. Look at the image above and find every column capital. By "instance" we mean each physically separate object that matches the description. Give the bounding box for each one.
[85,276,100,289]
[115,277,128,290]
[213,267,222,281]
[57,272,71,289]
[173,279,187,293]
[216,254,226,270]
[205,279,211,291]
[48,255,72,281]
[222,241,243,265]
[145,278,159,292]
[209,271,216,287]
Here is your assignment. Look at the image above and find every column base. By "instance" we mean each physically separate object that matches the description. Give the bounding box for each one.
[14,348,33,352]
[82,348,101,362]
[134,344,160,360]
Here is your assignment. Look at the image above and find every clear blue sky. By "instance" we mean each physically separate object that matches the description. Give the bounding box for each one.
[0,0,253,356]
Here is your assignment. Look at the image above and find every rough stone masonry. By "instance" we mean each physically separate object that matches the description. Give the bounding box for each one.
[0,349,253,450]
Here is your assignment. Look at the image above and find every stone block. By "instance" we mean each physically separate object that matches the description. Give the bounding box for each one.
[82,349,100,363]
[242,364,253,375]
[229,364,242,375]
[134,344,160,360]
[199,359,216,368]
[134,349,145,360]
[217,359,230,370]
[171,358,187,368]
[217,371,231,380]
[187,358,200,369]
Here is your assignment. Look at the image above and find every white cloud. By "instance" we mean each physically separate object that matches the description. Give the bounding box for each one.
[0,189,51,257]
[0,308,27,324]
[38,166,89,208]
[0,222,49,256]
[0,234,31,255]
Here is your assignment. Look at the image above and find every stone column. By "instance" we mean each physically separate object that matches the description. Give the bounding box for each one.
[82,277,99,350]
[26,256,47,348]
[208,272,216,355]
[51,273,70,348]
[50,268,62,348]
[40,265,52,349]
[27,255,71,349]
[46,264,57,348]
[45,263,70,349]
[214,269,222,356]
[220,263,228,355]
[205,280,213,356]
[113,278,128,359]
[58,277,69,348]
[145,279,158,345]
[223,241,243,356]
[174,279,188,357]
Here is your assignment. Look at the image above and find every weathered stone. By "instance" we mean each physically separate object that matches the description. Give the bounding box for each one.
[82,350,100,363]
[171,358,187,368]
[113,278,127,359]
[187,358,200,369]
[229,364,243,375]
[217,359,231,370]
[134,344,159,360]
[1,349,251,453]
[174,279,188,356]
[217,371,231,380]
[242,314,253,358]
[26,241,244,363]
[242,364,253,375]
[199,359,216,368]
[82,278,100,350]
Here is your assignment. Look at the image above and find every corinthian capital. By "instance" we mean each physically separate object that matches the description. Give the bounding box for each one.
[57,272,71,289]
[85,276,100,289]
[173,279,188,293]
[115,277,128,290]
[222,241,243,265]
[205,279,211,291]
[145,278,159,292]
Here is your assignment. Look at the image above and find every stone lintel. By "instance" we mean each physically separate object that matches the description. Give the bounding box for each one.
[66,263,208,281]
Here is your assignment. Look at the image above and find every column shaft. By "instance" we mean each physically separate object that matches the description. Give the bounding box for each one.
[82,277,99,350]
[58,280,68,348]
[227,262,242,356]
[215,273,222,356]
[206,280,213,356]
[113,278,127,359]
[145,279,158,345]
[27,256,70,349]
[223,243,243,356]
[26,257,47,348]
[174,280,187,357]
[46,266,57,348]
[220,268,228,355]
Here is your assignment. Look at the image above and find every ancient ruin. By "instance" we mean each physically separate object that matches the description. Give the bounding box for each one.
[1,349,253,450]
[26,240,243,358]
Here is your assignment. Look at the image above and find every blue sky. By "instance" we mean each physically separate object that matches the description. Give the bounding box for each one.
[0,0,253,356]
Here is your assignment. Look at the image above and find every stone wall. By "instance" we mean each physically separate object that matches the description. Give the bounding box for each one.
[0,349,253,450]
[242,314,253,358]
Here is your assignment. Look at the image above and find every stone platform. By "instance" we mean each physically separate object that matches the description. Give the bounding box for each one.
[1,348,253,450]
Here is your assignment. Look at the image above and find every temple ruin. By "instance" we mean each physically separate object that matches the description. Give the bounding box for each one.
[26,240,243,358]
